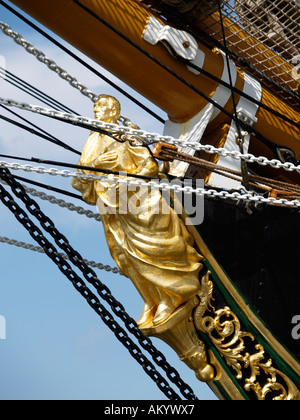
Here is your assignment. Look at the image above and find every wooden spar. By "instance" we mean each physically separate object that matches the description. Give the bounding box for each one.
[9,0,300,179]
[9,0,225,123]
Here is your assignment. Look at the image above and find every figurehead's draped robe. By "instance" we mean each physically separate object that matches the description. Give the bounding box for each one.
[72,131,202,308]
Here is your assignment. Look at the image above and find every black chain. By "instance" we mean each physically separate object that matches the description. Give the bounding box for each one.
[0,172,181,400]
[0,167,198,400]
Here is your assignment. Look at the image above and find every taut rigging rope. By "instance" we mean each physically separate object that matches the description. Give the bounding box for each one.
[71,0,300,139]
[0,236,122,275]
[216,0,250,190]
[0,0,165,125]
[0,103,79,155]
[139,0,300,108]
[0,167,199,400]
[0,66,78,115]
[1,97,299,173]
[0,106,81,155]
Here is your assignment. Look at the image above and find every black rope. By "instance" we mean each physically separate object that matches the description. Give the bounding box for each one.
[217,0,242,141]
[0,152,156,181]
[178,58,300,130]
[5,173,84,201]
[0,0,165,124]
[216,0,250,190]
[0,167,198,400]
[0,66,79,115]
[145,0,300,108]
[71,0,298,160]
[0,103,78,152]
[1,0,297,158]
[0,106,81,155]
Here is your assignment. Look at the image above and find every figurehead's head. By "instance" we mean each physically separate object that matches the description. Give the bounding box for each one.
[94,94,121,124]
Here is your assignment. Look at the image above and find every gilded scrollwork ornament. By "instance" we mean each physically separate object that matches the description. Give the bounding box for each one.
[193,272,300,400]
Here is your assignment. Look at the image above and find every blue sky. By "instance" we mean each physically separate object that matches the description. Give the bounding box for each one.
[0,1,217,400]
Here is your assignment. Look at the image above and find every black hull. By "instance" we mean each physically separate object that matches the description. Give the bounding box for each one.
[197,196,300,362]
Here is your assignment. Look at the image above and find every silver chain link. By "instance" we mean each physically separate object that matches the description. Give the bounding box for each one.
[1,158,300,208]
[0,179,102,221]
[0,21,98,101]
[0,21,135,126]
[0,236,122,275]
[1,21,299,169]
[1,95,299,174]
[24,186,102,222]
[0,21,299,209]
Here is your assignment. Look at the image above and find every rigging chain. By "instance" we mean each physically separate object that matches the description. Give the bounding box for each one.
[1,1,299,156]
[216,0,250,190]
[1,158,300,208]
[0,66,78,115]
[0,9,163,126]
[153,142,300,199]
[0,177,101,221]
[72,0,300,135]
[0,105,81,155]
[0,167,198,401]
[1,97,299,173]
[1,5,299,135]
[0,236,122,275]
[2,149,300,201]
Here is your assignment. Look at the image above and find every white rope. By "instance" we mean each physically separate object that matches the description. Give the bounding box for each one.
[0,236,122,275]
[0,21,135,127]
[1,96,299,174]
[1,159,300,208]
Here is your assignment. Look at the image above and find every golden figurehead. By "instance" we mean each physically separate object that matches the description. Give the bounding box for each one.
[72,94,203,326]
